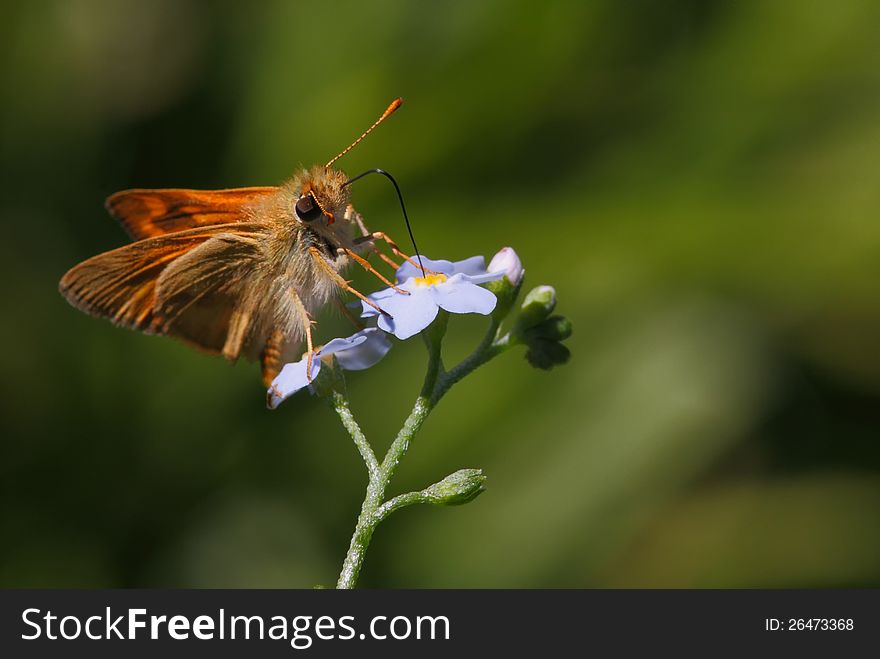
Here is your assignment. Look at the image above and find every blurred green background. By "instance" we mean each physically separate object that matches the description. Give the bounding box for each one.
[1,0,879,588]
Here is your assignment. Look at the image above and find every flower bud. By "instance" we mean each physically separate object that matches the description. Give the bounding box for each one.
[514,285,557,335]
[523,315,572,343]
[486,247,525,321]
[525,338,571,370]
[421,469,486,506]
[488,247,524,286]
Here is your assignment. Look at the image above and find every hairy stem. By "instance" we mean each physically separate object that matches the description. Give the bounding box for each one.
[335,313,513,589]
[336,319,446,589]
[432,318,507,404]
[331,390,378,479]
[374,491,427,522]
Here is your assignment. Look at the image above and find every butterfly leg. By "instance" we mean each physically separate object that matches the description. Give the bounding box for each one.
[337,247,409,295]
[288,288,317,381]
[368,244,401,271]
[334,298,366,330]
[345,204,371,238]
[308,246,391,318]
[355,231,436,275]
[345,204,400,270]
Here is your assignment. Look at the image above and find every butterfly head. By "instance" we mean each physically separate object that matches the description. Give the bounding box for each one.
[294,165,349,227]
[293,98,403,228]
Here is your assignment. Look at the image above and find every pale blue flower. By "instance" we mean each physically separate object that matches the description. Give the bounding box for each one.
[267,328,391,409]
[360,256,503,340]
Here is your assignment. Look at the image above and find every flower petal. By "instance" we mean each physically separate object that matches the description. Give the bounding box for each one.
[334,328,392,370]
[396,256,457,282]
[446,255,504,284]
[267,357,322,409]
[374,289,440,339]
[431,277,498,315]
[462,269,505,285]
[320,332,369,357]
[362,282,417,317]
[451,255,489,277]
[359,281,416,319]
[359,284,401,308]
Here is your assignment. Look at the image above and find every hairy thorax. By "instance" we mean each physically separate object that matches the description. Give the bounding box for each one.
[240,169,361,358]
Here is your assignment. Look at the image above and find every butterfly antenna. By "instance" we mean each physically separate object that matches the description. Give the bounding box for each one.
[343,168,426,276]
[325,98,403,170]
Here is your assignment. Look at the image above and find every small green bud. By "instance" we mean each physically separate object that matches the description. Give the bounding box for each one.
[520,285,556,321]
[514,285,557,337]
[421,469,486,506]
[506,285,571,369]
[524,315,573,343]
[525,338,571,370]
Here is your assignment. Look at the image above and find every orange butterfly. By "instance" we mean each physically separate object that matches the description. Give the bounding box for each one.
[60,99,417,385]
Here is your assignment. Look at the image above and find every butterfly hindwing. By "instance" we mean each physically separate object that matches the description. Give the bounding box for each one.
[59,223,268,358]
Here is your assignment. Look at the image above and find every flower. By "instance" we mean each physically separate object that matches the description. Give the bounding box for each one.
[360,255,504,340]
[487,246,524,286]
[267,328,391,408]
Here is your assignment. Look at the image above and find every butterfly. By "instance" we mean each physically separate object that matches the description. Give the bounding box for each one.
[59,98,420,385]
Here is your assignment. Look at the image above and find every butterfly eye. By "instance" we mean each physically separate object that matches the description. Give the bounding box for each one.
[295,194,324,222]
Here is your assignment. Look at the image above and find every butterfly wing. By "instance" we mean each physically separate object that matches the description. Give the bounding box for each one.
[106,187,277,240]
[59,223,269,358]
[152,229,267,359]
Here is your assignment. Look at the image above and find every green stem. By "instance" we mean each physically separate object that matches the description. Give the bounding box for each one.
[334,467,385,589]
[331,390,378,479]
[374,491,426,522]
[336,320,445,589]
[335,313,514,589]
[378,325,444,484]
[432,318,508,404]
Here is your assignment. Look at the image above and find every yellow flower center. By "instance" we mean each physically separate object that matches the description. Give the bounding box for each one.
[413,273,447,287]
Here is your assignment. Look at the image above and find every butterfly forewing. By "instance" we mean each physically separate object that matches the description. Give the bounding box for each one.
[107,187,277,240]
